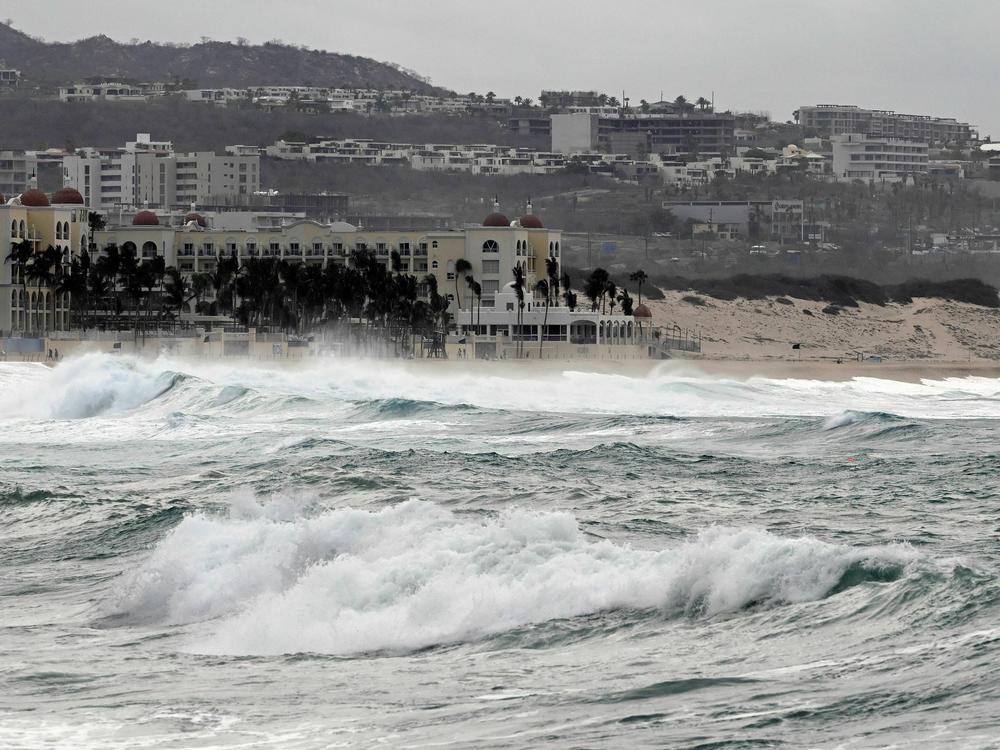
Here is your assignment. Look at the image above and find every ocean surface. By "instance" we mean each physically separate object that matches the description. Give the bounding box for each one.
[2,354,1000,749]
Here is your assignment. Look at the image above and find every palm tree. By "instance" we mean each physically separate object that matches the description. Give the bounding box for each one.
[535,279,549,358]
[617,288,634,315]
[471,280,482,332]
[545,256,559,305]
[25,245,62,334]
[512,264,526,357]
[695,96,710,111]
[629,269,648,305]
[4,239,32,332]
[454,258,472,309]
[585,268,609,313]
[162,267,194,322]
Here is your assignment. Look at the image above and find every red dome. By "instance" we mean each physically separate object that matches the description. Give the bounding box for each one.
[483,212,510,227]
[184,212,207,227]
[132,210,160,226]
[519,214,543,228]
[20,189,50,207]
[633,303,653,318]
[52,187,85,205]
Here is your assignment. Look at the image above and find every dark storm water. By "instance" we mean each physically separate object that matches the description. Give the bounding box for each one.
[2,354,1000,749]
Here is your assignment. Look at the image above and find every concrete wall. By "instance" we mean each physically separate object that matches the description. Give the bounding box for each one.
[551,113,598,155]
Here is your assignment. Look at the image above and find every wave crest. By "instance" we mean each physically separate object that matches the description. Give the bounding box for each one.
[104,497,918,656]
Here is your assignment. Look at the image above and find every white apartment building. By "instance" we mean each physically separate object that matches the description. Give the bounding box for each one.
[0,69,20,87]
[58,82,156,102]
[0,151,38,198]
[830,134,928,182]
[63,134,260,210]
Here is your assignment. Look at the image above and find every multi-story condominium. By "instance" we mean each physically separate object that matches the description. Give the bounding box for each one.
[59,82,155,102]
[0,151,38,198]
[796,104,975,146]
[830,134,928,182]
[0,188,89,336]
[62,134,259,210]
[550,112,736,156]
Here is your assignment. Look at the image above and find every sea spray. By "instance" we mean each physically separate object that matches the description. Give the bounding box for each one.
[106,496,919,656]
[10,353,1000,422]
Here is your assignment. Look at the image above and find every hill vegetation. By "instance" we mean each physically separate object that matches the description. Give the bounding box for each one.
[0,97,527,152]
[0,21,440,91]
[649,274,1000,308]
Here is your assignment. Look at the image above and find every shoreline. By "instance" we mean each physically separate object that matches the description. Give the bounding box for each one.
[7,351,998,384]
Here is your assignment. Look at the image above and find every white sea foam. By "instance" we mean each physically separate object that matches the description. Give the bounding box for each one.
[106,496,917,656]
[4,353,1000,423]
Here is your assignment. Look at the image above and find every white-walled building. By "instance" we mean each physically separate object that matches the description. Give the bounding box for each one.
[63,134,259,210]
[830,134,928,182]
[0,151,38,198]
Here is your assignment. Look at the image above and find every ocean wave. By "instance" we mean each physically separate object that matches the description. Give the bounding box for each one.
[103,496,919,656]
[6,354,1000,422]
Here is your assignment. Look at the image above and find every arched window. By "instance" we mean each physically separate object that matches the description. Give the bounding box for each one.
[555,241,560,252]
[10,220,16,237]
[18,220,25,238]
[431,240,439,248]
[549,241,554,252]
[482,240,499,253]
[431,260,439,269]
[142,240,158,258]
[121,241,137,256]
[446,259,455,273]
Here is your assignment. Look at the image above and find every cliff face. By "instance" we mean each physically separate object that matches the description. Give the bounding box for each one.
[0,23,443,92]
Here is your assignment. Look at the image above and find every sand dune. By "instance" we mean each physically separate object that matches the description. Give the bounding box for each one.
[645,292,1000,364]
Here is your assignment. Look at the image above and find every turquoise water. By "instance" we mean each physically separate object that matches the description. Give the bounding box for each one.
[2,354,999,748]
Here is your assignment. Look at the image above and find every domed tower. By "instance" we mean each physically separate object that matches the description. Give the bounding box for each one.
[52,187,85,205]
[482,196,509,227]
[20,189,50,207]
[132,210,160,226]
[519,198,543,229]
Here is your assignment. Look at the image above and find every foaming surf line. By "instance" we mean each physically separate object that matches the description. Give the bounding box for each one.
[5,353,1000,421]
[104,494,920,656]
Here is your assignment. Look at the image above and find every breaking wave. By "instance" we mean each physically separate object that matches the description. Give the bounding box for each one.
[105,496,918,656]
[6,354,1000,423]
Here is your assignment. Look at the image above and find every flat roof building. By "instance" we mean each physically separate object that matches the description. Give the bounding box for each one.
[796,104,975,146]
[552,112,736,156]
[830,133,929,182]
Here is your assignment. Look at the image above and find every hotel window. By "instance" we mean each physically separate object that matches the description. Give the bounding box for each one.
[431,260,439,269]
[482,279,500,293]
[431,240,438,248]
[482,240,499,253]
[290,242,300,252]
[481,260,499,274]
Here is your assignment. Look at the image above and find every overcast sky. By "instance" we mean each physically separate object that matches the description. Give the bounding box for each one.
[11,0,998,138]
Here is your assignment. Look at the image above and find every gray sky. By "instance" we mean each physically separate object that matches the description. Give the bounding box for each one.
[11,0,999,139]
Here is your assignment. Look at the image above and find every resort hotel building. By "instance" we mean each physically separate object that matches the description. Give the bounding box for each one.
[0,187,89,336]
[2,188,658,359]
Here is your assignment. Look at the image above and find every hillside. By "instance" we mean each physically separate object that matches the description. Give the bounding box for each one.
[0,98,523,153]
[0,22,442,91]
